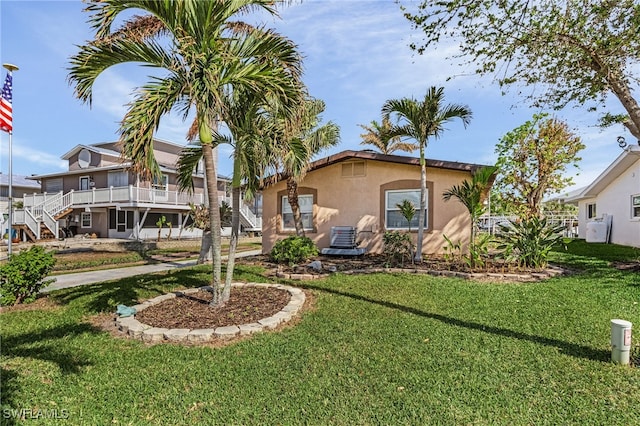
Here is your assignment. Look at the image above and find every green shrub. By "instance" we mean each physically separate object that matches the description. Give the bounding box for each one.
[495,216,565,268]
[270,236,319,265]
[383,231,414,267]
[1,246,56,306]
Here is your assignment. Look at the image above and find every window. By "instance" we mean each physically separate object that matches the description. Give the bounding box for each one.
[45,177,63,193]
[79,176,91,191]
[282,195,313,231]
[152,174,168,190]
[385,189,427,230]
[142,213,179,228]
[108,171,129,187]
[587,203,597,219]
[81,212,92,228]
[632,195,640,218]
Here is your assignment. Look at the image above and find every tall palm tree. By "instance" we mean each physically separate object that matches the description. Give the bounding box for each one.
[443,165,497,267]
[382,86,472,262]
[176,89,290,297]
[68,0,302,306]
[267,98,340,236]
[358,117,417,154]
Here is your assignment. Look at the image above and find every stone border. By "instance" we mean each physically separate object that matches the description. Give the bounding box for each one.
[275,265,566,282]
[114,283,305,343]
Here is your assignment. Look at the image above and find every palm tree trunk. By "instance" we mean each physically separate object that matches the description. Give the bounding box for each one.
[287,178,305,237]
[200,125,222,307]
[223,155,242,303]
[415,145,426,263]
[197,230,212,264]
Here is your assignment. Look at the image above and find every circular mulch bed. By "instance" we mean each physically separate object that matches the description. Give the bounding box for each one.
[135,286,291,329]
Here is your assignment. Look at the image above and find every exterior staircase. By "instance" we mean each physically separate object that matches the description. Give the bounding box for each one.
[14,191,74,241]
[220,196,262,233]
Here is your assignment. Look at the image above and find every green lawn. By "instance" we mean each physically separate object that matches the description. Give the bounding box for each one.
[2,241,639,425]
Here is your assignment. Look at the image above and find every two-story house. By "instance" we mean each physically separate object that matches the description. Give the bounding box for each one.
[13,139,261,242]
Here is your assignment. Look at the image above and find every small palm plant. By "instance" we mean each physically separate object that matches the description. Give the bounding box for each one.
[442,166,497,268]
[396,199,416,262]
[396,199,416,232]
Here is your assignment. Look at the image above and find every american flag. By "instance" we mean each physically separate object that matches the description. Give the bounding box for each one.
[0,72,13,133]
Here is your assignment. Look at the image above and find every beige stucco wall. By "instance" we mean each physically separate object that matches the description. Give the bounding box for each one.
[262,159,473,255]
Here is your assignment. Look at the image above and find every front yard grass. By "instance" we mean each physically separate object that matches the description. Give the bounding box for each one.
[1,241,639,425]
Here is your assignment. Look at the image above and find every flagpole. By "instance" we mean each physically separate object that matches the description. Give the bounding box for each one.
[7,129,13,256]
[3,63,18,256]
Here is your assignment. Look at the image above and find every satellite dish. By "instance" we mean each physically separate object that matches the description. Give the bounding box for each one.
[78,148,91,169]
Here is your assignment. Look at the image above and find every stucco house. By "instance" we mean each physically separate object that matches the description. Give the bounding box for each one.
[261,150,493,255]
[566,145,640,248]
[13,139,261,241]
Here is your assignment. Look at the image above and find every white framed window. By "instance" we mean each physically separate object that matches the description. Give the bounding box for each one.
[282,195,313,231]
[108,171,129,187]
[152,174,168,190]
[587,203,597,219]
[632,195,640,218]
[385,189,427,230]
[79,176,91,191]
[81,212,92,228]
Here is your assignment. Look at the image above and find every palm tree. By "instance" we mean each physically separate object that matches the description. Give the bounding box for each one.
[382,86,472,262]
[267,98,340,237]
[176,89,293,297]
[443,166,497,267]
[358,117,417,154]
[68,0,302,306]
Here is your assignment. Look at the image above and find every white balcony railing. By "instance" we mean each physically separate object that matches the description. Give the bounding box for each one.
[23,185,206,209]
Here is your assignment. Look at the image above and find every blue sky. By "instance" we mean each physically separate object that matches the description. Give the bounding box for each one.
[0,0,633,193]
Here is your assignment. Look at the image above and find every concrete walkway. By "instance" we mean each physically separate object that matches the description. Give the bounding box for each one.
[42,249,262,293]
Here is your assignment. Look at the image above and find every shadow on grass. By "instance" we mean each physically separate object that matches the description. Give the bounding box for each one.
[2,322,101,374]
[49,268,210,313]
[1,323,102,424]
[1,367,19,426]
[47,262,267,314]
[301,282,610,363]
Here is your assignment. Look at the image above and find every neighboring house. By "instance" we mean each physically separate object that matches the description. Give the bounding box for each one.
[13,139,261,241]
[261,150,492,255]
[566,145,640,248]
[1,174,41,237]
[1,173,42,206]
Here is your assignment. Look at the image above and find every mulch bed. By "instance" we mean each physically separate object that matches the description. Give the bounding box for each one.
[239,253,553,276]
[135,286,291,329]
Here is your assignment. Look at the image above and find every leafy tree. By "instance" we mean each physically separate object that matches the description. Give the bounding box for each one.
[382,86,472,262]
[266,97,340,237]
[68,0,301,306]
[494,114,584,219]
[443,166,497,268]
[359,117,417,154]
[401,0,640,139]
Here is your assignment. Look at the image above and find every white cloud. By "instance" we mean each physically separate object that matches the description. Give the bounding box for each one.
[0,137,67,176]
